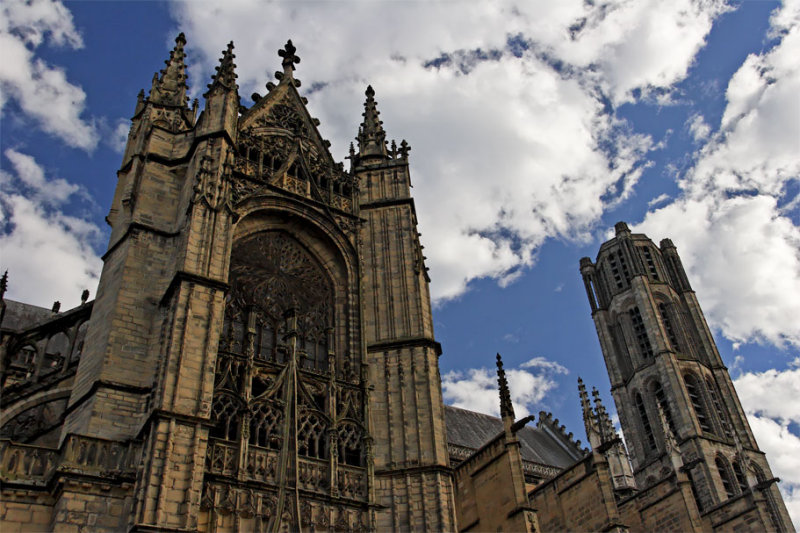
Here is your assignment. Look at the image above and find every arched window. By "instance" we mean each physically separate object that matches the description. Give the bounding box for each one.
[641,247,660,281]
[43,332,70,374]
[716,455,737,499]
[210,394,241,441]
[651,381,677,437]
[752,464,785,531]
[706,377,733,439]
[249,402,283,450]
[635,392,657,451]
[684,373,713,434]
[338,421,363,466]
[297,409,327,459]
[658,303,680,351]
[629,307,654,358]
[732,458,748,492]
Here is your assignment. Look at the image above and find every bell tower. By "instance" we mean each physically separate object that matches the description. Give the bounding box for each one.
[580,222,792,531]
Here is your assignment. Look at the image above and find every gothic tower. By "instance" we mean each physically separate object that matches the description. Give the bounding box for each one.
[352,86,457,531]
[580,222,792,531]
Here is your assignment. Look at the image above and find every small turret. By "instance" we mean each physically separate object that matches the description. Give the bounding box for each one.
[149,33,189,107]
[578,379,636,494]
[356,85,389,160]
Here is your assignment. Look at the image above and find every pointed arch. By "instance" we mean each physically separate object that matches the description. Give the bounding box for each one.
[715,455,737,499]
[683,373,714,435]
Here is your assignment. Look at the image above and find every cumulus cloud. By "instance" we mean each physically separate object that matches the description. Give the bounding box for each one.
[0,0,98,150]
[637,0,800,347]
[735,361,800,528]
[0,150,103,309]
[441,356,568,418]
[169,0,729,303]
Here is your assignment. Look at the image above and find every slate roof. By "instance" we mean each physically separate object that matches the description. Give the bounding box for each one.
[444,405,581,470]
[1,300,57,332]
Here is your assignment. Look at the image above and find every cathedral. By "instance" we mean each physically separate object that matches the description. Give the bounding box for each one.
[0,35,793,532]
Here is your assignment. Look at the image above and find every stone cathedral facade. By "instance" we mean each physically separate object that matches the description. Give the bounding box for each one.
[0,36,793,532]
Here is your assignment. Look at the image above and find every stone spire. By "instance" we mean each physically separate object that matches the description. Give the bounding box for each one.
[207,41,237,92]
[356,85,389,159]
[579,377,599,447]
[592,386,616,442]
[496,353,515,421]
[149,33,189,107]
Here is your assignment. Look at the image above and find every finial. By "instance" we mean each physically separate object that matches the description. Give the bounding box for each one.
[496,353,515,420]
[399,139,411,159]
[614,221,630,235]
[52,301,61,313]
[81,289,90,305]
[278,39,300,77]
[0,270,7,300]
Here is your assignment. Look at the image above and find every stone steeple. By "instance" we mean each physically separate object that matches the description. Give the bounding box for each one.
[356,85,389,160]
[149,32,189,107]
[206,41,237,93]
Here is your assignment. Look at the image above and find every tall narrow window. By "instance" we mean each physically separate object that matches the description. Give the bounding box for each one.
[706,377,733,439]
[684,374,713,434]
[642,247,660,280]
[716,456,737,499]
[635,392,657,451]
[658,303,680,351]
[609,253,624,289]
[652,381,677,437]
[732,459,748,492]
[629,307,654,358]
[618,251,631,283]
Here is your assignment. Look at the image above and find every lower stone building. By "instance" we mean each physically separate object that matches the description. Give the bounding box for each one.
[0,35,794,532]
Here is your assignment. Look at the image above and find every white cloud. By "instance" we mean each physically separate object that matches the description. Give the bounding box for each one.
[687,113,711,141]
[637,0,800,347]
[647,193,671,208]
[0,151,102,309]
[520,356,569,375]
[0,0,98,150]
[442,356,567,418]
[735,363,800,529]
[4,148,79,205]
[170,0,729,303]
[105,118,131,154]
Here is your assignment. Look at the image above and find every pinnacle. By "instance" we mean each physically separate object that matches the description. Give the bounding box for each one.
[356,84,388,158]
[208,41,238,92]
[496,353,515,420]
[150,32,189,107]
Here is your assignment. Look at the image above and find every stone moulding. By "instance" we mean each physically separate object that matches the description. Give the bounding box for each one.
[0,434,142,488]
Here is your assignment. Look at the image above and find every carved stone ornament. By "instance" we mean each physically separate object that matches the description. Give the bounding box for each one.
[228,231,332,336]
[256,100,309,138]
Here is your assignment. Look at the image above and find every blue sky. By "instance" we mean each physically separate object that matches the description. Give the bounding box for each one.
[1,0,798,524]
